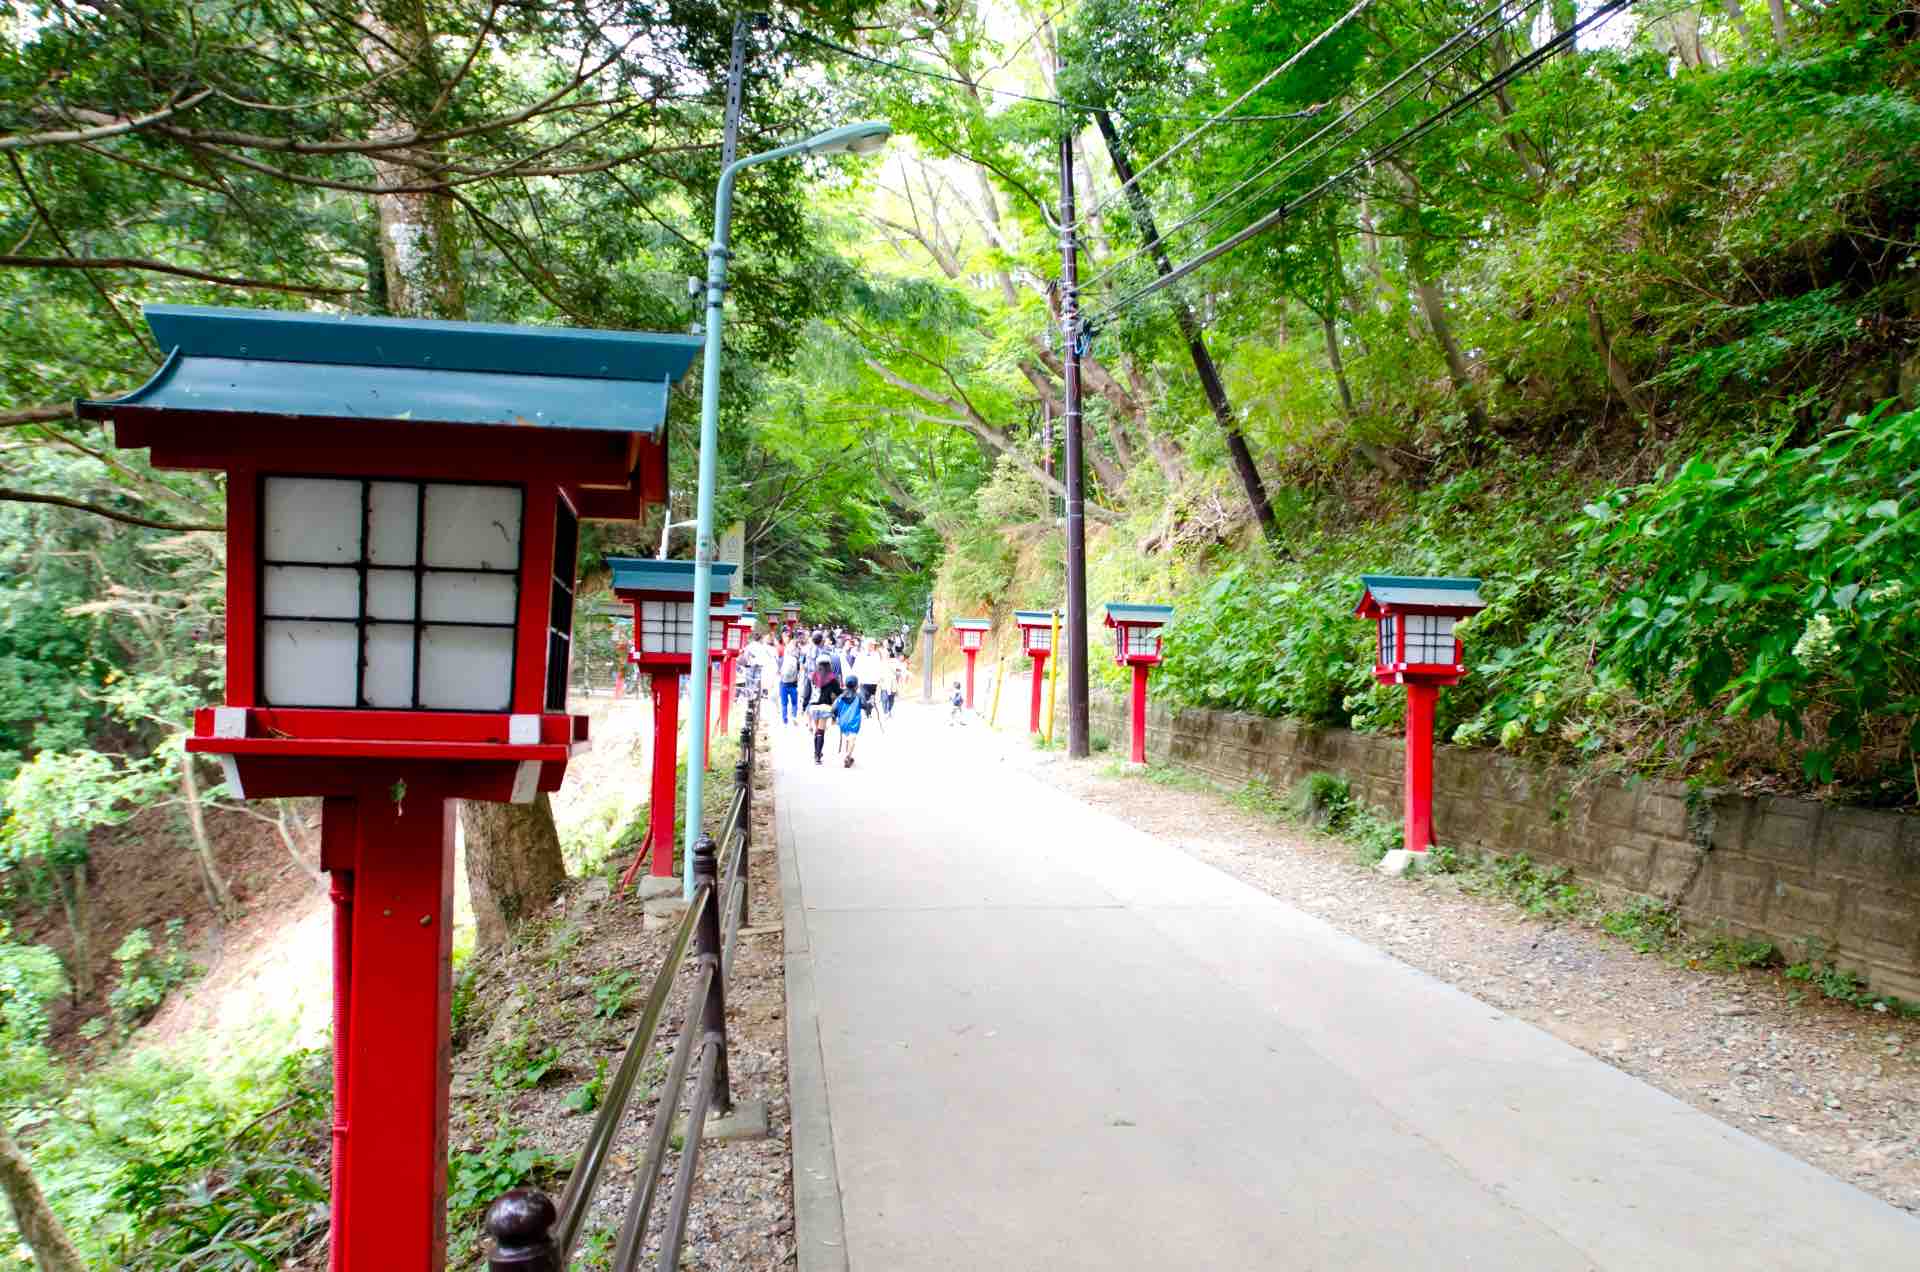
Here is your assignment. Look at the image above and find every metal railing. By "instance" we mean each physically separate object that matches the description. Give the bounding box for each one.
[483,697,759,1270]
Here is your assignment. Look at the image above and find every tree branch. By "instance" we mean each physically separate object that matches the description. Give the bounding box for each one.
[0,487,222,532]
[1,87,214,152]
[0,254,356,297]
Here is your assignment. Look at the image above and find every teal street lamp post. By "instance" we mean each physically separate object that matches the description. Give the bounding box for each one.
[682,120,891,898]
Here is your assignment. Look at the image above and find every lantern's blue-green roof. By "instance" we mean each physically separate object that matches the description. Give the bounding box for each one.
[606,557,739,596]
[712,602,745,619]
[77,305,703,435]
[1356,575,1486,613]
[1013,610,1057,626]
[1104,602,1173,626]
[951,617,992,630]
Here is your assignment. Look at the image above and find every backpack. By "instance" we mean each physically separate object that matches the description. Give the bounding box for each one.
[834,693,863,732]
[781,646,802,683]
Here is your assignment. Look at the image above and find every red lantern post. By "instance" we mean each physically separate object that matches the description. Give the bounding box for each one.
[952,618,990,708]
[1354,575,1487,853]
[81,304,700,1271]
[1104,603,1172,765]
[712,602,746,750]
[1014,610,1056,734]
[610,559,739,885]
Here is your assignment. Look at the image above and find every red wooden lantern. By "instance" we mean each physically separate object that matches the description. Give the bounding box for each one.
[1104,603,1173,764]
[1013,610,1057,734]
[1354,575,1487,853]
[79,304,700,1272]
[609,558,738,885]
[951,617,990,708]
[713,602,747,745]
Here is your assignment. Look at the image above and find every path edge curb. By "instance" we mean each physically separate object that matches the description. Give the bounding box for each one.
[778,743,851,1272]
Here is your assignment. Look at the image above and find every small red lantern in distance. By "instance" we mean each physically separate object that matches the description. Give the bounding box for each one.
[1354,575,1487,854]
[1104,603,1172,764]
[609,558,737,886]
[78,304,702,1272]
[1013,610,1056,734]
[951,617,990,708]
[1106,603,1171,667]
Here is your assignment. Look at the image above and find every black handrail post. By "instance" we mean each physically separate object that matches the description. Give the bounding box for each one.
[735,733,752,930]
[485,1189,558,1272]
[692,834,733,1115]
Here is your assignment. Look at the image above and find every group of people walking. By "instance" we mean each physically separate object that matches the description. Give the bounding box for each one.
[769,628,908,767]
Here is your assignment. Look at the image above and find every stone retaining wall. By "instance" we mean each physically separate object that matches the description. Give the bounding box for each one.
[1090,694,1920,998]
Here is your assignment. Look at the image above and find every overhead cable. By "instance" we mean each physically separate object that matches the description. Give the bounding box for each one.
[783,26,1325,125]
[1068,0,1376,234]
[1086,0,1636,328]
[1078,0,1527,298]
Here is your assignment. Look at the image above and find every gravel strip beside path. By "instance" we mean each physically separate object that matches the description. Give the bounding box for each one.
[450,714,793,1269]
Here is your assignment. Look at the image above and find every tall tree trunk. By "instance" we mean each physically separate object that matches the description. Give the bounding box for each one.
[178,753,238,921]
[1719,0,1757,44]
[364,1,465,319]
[1322,310,1402,477]
[1405,247,1491,433]
[53,861,91,1002]
[364,0,566,950]
[1766,0,1791,50]
[1125,364,1189,486]
[1093,109,1278,542]
[0,1123,85,1272]
[1585,295,1653,419]
[461,793,568,950]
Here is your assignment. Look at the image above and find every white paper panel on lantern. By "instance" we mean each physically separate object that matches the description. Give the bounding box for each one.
[418,625,513,710]
[362,623,416,708]
[367,481,419,566]
[1125,626,1159,655]
[423,484,522,569]
[422,572,517,624]
[263,565,358,619]
[365,569,417,621]
[1027,627,1052,651]
[264,477,360,563]
[262,619,357,706]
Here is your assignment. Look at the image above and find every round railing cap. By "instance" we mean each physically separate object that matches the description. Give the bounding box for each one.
[485,1188,557,1245]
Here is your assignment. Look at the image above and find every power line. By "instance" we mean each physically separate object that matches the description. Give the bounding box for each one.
[1087,0,1635,329]
[781,26,1325,125]
[1078,0,1527,299]
[1069,0,1375,234]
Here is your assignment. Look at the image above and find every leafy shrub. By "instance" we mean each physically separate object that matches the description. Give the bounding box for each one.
[591,970,637,1020]
[447,1129,556,1228]
[108,918,196,1033]
[103,1049,331,1269]
[0,921,64,1098]
[1580,402,1920,786]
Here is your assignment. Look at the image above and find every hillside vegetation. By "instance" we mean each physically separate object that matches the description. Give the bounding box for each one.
[853,2,1920,807]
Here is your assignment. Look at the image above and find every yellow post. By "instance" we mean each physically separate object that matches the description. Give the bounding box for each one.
[1043,608,1061,746]
[988,655,1005,728]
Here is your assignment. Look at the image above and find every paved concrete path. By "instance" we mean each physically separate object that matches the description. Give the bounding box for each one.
[776,707,1920,1270]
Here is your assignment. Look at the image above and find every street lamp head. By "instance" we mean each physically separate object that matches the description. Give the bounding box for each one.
[804,120,892,157]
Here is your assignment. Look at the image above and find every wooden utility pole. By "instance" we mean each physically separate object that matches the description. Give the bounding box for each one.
[1059,130,1090,758]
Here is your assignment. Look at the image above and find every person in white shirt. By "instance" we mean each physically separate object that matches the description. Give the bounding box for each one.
[854,639,887,718]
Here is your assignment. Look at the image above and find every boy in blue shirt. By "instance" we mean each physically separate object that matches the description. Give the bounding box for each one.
[833,676,864,767]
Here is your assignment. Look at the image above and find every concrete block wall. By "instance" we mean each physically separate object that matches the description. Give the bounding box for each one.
[1090,693,1920,999]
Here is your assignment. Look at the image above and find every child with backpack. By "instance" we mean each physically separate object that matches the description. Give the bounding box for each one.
[833,676,864,767]
[948,679,965,724]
